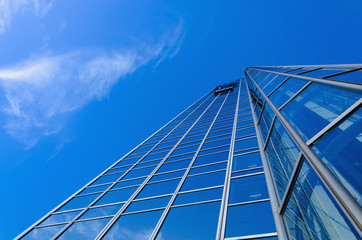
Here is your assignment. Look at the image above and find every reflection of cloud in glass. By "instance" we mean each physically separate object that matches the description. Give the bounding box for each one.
[22,224,65,240]
[104,225,154,240]
[57,218,110,239]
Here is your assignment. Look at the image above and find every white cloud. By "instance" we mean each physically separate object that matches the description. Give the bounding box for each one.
[0,0,53,34]
[0,19,185,147]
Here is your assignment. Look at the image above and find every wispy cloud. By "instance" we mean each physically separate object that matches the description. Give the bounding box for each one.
[0,0,53,34]
[0,19,185,147]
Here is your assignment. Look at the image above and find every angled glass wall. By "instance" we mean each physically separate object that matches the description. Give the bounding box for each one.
[245,64,362,240]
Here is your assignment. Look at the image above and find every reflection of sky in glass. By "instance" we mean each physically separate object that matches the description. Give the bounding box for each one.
[58,218,110,240]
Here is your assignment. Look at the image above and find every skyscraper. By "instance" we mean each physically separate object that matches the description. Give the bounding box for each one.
[16,64,361,240]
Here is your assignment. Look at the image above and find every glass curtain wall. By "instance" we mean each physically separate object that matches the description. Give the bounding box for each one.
[245,64,362,240]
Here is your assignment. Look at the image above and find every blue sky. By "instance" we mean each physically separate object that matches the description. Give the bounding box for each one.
[0,0,362,239]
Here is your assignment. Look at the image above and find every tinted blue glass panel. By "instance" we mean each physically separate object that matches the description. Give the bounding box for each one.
[225,201,276,238]
[234,137,258,151]
[194,151,229,166]
[95,187,137,206]
[123,166,155,180]
[286,160,360,240]
[81,184,111,195]
[58,218,110,240]
[232,151,262,172]
[126,196,171,213]
[150,169,185,182]
[92,172,124,185]
[328,70,362,84]
[156,202,221,240]
[282,83,361,140]
[181,171,226,191]
[40,211,81,226]
[269,77,307,108]
[231,167,263,177]
[259,103,274,142]
[59,193,100,211]
[157,159,191,173]
[189,161,227,175]
[235,126,255,139]
[229,174,269,204]
[262,75,288,95]
[134,159,161,169]
[175,187,223,205]
[313,108,362,203]
[22,224,66,240]
[202,138,231,149]
[79,204,122,220]
[103,210,163,240]
[112,177,146,189]
[136,179,180,199]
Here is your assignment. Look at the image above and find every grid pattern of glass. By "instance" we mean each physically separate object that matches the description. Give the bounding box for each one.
[17,81,278,240]
[245,64,362,240]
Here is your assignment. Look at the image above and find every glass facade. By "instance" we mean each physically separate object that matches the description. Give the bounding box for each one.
[16,64,361,240]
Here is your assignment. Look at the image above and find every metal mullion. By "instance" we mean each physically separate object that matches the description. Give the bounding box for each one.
[263,116,277,151]
[121,207,166,216]
[233,146,259,155]
[75,215,113,223]
[258,72,272,86]
[230,171,264,180]
[235,133,256,141]
[278,153,304,214]
[52,208,83,215]
[320,67,362,79]
[110,184,143,192]
[284,67,304,73]
[278,81,312,111]
[297,67,323,75]
[257,101,266,125]
[96,93,223,240]
[244,77,289,240]
[178,185,224,195]
[149,91,231,240]
[145,176,182,185]
[267,76,290,97]
[171,199,222,209]
[90,201,126,209]
[204,132,231,142]
[153,168,186,177]
[187,168,226,178]
[215,80,241,240]
[307,98,362,146]
[34,222,69,229]
[233,149,259,157]
[245,70,362,232]
[227,198,270,207]
[49,92,215,240]
[231,166,264,175]
[203,135,231,145]
[249,68,362,92]
[165,157,193,164]
[201,143,230,152]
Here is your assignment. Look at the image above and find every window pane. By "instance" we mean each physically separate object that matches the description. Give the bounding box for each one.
[112,177,146,189]
[136,179,180,199]
[269,77,307,108]
[157,159,191,174]
[92,172,124,185]
[80,184,111,195]
[181,171,226,191]
[103,210,163,240]
[232,151,262,172]
[79,204,122,220]
[189,161,227,175]
[22,224,66,240]
[282,83,361,140]
[95,187,137,206]
[234,137,258,152]
[225,201,276,238]
[40,211,81,226]
[126,196,171,213]
[285,160,360,240]
[313,108,362,203]
[123,166,155,180]
[150,169,185,182]
[229,174,268,204]
[175,187,223,205]
[58,218,110,240]
[194,151,229,166]
[59,193,100,211]
[156,202,221,240]
[235,126,255,139]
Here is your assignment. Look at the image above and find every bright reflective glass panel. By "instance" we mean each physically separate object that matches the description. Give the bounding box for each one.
[313,108,362,204]
[103,210,163,240]
[125,196,171,213]
[232,151,262,172]
[229,174,268,204]
[269,77,307,108]
[79,204,122,220]
[282,83,361,140]
[156,202,221,240]
[225,201,276,238]
[285,160,360,240]
[136,179,180,199]
[95,187,137,206]
[181,171,226,191]
[175,187,223,205]
[22,224,66,240]
[58,218,110,240]
[40,211,81,226]
[59,193,100,211]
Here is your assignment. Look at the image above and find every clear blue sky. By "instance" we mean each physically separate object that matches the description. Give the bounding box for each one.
[0,0,361,239]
